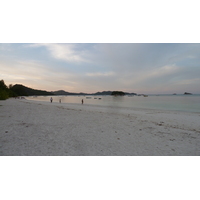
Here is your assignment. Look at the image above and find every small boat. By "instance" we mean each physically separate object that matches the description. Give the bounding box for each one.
[86,97,92,99]
[143,95,148,97]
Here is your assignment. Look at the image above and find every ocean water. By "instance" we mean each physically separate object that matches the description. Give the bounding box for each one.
[26,94,200,113]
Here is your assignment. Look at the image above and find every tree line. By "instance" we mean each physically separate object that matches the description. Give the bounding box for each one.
[0,80,16,100]
[0,80,53,100]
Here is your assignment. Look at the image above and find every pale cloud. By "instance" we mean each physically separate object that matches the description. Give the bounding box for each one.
[147,65,179,79]
[177,78,200,85]
[113,65,179,85]
[0,43,12,51]
[1,60,44,79]
[0,59,78,91]
[29,43,89,63]
[86,71,115,77]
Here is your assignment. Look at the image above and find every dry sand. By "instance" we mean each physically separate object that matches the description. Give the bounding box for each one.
[0,98,200,156]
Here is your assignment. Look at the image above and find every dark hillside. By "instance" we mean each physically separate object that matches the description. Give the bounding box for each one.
[94,91,112,95]
[111,91,125,96]
[11,84,54,96]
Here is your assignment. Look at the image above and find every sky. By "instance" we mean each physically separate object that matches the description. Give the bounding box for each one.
[1,43,200,94]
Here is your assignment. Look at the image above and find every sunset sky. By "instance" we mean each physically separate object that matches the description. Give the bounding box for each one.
[1,43,200,94]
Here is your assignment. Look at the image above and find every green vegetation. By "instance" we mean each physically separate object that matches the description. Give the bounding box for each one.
[111,91,125,96]
[0,80,54,100]
[0,80,16,100]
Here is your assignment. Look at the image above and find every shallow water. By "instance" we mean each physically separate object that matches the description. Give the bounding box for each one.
[26,94,200,113]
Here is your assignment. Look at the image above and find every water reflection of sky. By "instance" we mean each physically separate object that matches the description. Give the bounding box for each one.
[26,95,200,113]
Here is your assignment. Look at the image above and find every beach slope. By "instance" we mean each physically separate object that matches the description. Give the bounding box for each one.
[0,99,200,156]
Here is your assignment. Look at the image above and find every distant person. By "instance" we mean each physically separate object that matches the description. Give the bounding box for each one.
[82,99,84,104]
[59,99,61,103]
[50,97,53,103]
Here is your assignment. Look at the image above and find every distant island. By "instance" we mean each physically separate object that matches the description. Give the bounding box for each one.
[53,90,113,96]
[0,80,137,100]
[111,91,125,96]
[184,92,192,95]
[53,90,137,96]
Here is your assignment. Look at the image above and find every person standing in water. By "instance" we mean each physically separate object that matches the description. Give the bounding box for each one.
[50,97,53,103]
[82,99,84,104]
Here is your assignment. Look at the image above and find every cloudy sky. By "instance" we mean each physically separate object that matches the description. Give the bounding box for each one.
[1,43,200,94]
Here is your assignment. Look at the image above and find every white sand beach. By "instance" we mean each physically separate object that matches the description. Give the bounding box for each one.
[0,98,200,156]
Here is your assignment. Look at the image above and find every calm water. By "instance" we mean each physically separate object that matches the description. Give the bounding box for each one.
[26,94,200,113]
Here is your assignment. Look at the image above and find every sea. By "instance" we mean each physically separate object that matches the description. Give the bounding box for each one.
[26,94,200,113]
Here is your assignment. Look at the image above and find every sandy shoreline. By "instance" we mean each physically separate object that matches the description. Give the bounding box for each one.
[0,98,200,156]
